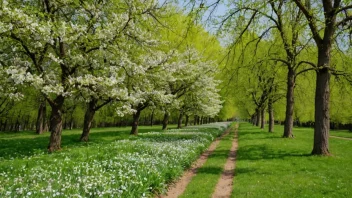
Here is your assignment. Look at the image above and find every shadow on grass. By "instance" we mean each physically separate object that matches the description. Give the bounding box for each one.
[206,149,230,159]
[234,167,255,176]
[237,144,311,161]
[196,166,223,175]
[237,124,312,161]
[0,126,166,160]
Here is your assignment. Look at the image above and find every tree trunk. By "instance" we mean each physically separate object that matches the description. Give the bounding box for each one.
[131,109,141,135]
[43,103,48,132]
[283,68,295,138]
[177,111,183,129]
[268,98,274,132]
[260,108,265,129]
[48,96,64,153]
[185,115,189,127]
[255,109,260,127]
[162,111,169,130]
[251,114,256,125]
[80,100,96,142]
[36,100,46,134]
[312,47,331,155]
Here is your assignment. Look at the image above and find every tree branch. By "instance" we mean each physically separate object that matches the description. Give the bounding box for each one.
[292,0,322,45]
[336,4,352,14]
[336,15,352,27]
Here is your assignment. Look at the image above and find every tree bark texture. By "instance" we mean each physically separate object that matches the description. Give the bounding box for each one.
[312,48,331,155]
[36,100,46,134]
[80,100,96,142]
[283,69,295,138]
[162,111,169,130]
[130,109,141,135]
[260,108,265,129]
[48,96,64,153]
[177,111,183,129]
[255,109,260,127]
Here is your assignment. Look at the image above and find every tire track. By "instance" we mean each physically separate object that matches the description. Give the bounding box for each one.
[161,127,232,198]
[212,123,238,198]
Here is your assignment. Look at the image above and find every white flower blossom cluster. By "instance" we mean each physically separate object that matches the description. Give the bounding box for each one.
[0,123,230,197]
[0,0,223,120]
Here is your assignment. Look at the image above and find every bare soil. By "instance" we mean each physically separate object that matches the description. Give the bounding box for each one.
[160,127,231,198]
[212,124,238,198]
[330,136,352,140]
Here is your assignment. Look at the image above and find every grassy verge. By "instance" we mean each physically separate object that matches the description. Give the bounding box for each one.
[330,130,352,139]
[180,123,236,198]
[0,125,176,159]
[232,123,352,198]
[0,123,230,197]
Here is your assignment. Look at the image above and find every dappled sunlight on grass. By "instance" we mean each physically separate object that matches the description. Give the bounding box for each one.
[0,125,177,159]
[232,123,352,198]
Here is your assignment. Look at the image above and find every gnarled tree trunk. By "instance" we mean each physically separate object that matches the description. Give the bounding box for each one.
[80,100,96,142]
[131,109,141,135]
[48,96,64,153]
[162,111,169,130]
[283,68,295,138]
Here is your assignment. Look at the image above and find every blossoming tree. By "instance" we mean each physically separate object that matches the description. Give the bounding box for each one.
[0,0,161,151]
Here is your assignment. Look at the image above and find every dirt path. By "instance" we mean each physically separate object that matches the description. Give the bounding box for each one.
[330,136,352,140]
[212,124,238,198]
[161,127,231,198]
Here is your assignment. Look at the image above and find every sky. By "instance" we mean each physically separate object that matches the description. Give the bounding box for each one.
[157,0,232,45]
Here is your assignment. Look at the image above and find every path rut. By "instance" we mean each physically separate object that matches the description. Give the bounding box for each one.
[161,127,231,198]
[212,124,238,198]
[330,136,352,140]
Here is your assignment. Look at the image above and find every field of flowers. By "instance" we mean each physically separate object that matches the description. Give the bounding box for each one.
[0,122,230,197]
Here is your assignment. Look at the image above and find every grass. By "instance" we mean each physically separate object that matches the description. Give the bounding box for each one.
[0,125,176,160]
[232,123,352,198]
[330,129,352,139]
[0,123,230,197]
[180,123,236,198]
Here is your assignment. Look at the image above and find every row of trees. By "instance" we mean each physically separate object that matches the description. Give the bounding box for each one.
[213,0,352,155]
[0,0,223,152]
